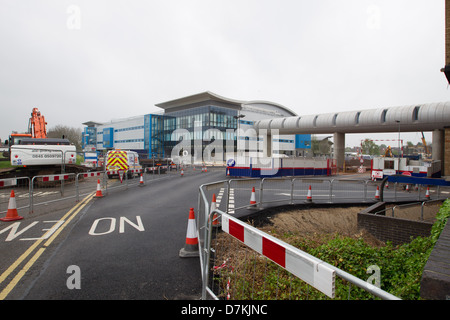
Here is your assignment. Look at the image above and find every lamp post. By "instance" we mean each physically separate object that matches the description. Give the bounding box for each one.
[233,114,245,139]
[233,114,245,159]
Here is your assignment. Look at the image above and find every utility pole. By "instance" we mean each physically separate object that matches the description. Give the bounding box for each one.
[441,0,450,83]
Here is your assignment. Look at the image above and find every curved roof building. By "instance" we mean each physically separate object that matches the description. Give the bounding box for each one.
[156,91,303,158]
[156,91,297,117]
[82,91,306,159]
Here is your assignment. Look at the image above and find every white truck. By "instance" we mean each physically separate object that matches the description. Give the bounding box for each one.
[10,138,77,166]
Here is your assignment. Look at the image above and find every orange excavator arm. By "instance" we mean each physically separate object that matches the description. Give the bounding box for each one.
[28,107,47,139]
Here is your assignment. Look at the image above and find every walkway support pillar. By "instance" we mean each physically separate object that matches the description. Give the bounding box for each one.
[432,129,445,174]
[444,127,450,176]
[263,131,273,158]
[333,132,345,172]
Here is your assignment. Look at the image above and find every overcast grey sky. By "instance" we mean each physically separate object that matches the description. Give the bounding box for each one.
[0,0,447,147]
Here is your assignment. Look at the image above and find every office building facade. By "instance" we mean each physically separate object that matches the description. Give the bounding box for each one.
[82,91,311,160]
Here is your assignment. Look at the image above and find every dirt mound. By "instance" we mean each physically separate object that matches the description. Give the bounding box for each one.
[268,206,363,236]
[249,204,385,247]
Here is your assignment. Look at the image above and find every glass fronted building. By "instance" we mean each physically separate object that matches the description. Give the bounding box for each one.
[82,91,311,160]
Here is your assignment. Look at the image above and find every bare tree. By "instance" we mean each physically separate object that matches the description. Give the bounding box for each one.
[47,125,82,151]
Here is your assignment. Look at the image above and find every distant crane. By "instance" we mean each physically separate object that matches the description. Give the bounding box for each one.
[421,132,430,158]
[6,107,48,148]
[28,107,47,139]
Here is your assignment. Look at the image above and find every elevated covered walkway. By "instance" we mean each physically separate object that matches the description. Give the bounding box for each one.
[253,101,450,176]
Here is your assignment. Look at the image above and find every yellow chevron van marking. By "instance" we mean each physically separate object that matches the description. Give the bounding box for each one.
[106,151,129,170]
[108,158,128,170]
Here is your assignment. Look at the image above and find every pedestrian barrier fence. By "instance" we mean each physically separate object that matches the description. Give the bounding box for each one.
[372,199,445,221]
[227,157,337,178]
[219,210,336,298]
[0,177,31,215]
[199,205,398,300]
[195,176,450,300]
[30,173,77,212]
[0,164,188,217]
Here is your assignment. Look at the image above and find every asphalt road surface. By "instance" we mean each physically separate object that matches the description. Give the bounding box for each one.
[0,168,226,300]
[0,170,441,301]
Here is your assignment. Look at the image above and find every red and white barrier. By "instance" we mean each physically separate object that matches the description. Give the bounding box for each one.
[42,174,70,182]
[0,178,17,187]
[220,213,335,298]
[83,172,102,178]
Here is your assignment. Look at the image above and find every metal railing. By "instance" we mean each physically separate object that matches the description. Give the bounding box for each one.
[204,207,401,300]
[372,199,445,221]
[196,176,450,300]
[0,165,182,217]
[0,177,31,214]
[199,177,450,217]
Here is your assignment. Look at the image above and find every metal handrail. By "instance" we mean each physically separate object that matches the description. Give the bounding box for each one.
[198,177,405,300]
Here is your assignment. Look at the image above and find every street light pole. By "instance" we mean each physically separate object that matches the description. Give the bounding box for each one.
[233,114,245,159]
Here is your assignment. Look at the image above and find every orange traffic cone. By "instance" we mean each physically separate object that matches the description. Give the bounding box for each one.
[211,194,220,227]
[0,190,23,221]
[250,187,257,206]
[179,208,199,258]
[181,169,184,177]
[94,179,104,198]
[425,187,431,200]
[306,185,312,202]
[375,186,380,200]
[139,173,145,186]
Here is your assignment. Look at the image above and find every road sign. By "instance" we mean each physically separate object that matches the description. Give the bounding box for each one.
[226,159,235,167]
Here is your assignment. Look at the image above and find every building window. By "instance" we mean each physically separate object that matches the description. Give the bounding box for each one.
[332,114,338,126]
[413,106,420,122]
[381,109,388,123]
[355,112,361,125]
[313,115,318,127]
[239,120,254,126]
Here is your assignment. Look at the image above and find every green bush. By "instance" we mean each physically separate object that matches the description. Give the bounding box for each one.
[215,199,450,300]
[307,199,450,299]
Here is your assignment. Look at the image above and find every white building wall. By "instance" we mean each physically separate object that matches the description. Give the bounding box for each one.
[95,116,146,151]
[240,104,296,155]
[86,98,298,156]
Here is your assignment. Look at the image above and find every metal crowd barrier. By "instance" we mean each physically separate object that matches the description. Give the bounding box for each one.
[195,175,450,300]
[209,208,400,300]
[0,165,182,217]
[197,178,402,300]
[0,177,31,215]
